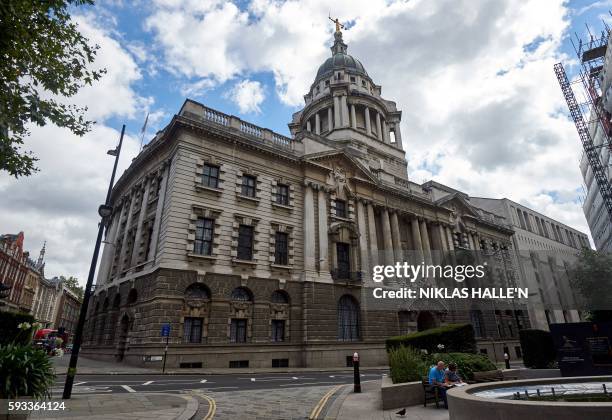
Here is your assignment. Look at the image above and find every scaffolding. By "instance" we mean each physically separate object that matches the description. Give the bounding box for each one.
[554,23,612,224]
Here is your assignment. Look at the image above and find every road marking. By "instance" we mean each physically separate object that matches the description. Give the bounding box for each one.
[309,384,344,419]
[200,379,207,383]
[250,378,256,382]
[74,382,86,386]
[292,376,298,380]
[281,381,344,387]
[121,385,136,393]
[143,381,154,385]
[329,375,335,378]
[200,393,216,420]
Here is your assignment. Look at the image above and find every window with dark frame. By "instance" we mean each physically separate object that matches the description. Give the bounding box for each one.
[337,295,360,341]
[183,317,203,343]
[202,164,220,188]
[237,225,254,260]
[276,184,289,205]
[194,218,214,256]
[335,199,347,218]
[230,318,247,343]
[336,242,350,279]
[271,319,285,342]
[274,232,288,265]
[241,175,256,197]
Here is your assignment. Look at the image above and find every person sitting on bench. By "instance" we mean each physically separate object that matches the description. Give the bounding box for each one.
[428,361,449,408]
[445,362,463,386]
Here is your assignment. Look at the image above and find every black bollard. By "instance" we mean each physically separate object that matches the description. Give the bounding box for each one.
[353,352,361,393]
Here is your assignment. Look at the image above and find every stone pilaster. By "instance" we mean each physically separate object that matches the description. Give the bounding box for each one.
[334,96,341,129]
[367,202,378,267]
[341,95,349,127]
[118,190,137,274]
[317,188,328,272]
[303,183,316,272]
[131,177,152,267]
[350,104,356,129]
[365,106,371,136]
[149,164,169,263]
[390,211,402,262]
[381,208,394,266]
[357,200,369,280]
[375,112,382,141]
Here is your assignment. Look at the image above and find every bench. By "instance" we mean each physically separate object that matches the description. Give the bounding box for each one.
[421,376,441,408]
[472,369,518,383]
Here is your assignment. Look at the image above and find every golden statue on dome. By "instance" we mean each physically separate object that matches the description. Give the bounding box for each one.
[328,15,345,33]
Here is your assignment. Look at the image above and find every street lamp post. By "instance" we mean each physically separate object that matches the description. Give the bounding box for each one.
[63,125,125,399]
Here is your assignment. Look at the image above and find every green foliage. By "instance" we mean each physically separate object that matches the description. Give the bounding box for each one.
[0,343,55,398]
[429,352,496,381]
[386,323,477,354]
[387,346,496,384]
[0,0,106,177]
[0,312,36,345]
[569,249,612,315]
[519,329,556,369]
[59,275,84,299]
[388,346,430,384]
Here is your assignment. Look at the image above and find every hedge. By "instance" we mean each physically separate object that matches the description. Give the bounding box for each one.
[519,329,556,369]
[386,323,477,354]
[0,312,36,346]
[388,346,496,384]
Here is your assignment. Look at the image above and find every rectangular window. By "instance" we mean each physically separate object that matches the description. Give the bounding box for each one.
[517,209,526,229]
[230,318,247,343]
[276,184,289,205]
[237,225,254,260]
[229,360,249,368]
[274,232,288,265]
[241,175,256,197]
[336,242,350,279]
[272,358,289,368]
[183,317,203,343]
[202,164,220,188]
[271,320,285,342]
[194,218,214,256]
[335,200,347,218]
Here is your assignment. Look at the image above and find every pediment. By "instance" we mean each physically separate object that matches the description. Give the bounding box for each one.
[435,193,481,220]
[303,150,378,185]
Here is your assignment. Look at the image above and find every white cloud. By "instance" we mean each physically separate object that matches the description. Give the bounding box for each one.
[225,79,265,113]
[0,12,144,284]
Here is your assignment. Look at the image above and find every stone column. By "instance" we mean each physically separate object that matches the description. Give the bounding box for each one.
[467,231,477,250]
[315,113,321,135]
[375,112,383,141]
[149,164,169,262]
[304,183,316,272]
[341,95,349,127]
[327,107,333,132]
[367,203,378,267]
[420,219,432,265]
[350,104,357,129]
[382,119,388,143]
[334,96,341,129]
[317,188,328,272]
[445,226,455,251]
[97,205,123,283]
[394,123,403,148]
[410,217,424,265]
[437,224,448,251]
[131,178,152,267]
[381,208,394,266]
[357,200,369,280]
[365,106,372,136]
[306,120,311,132]
[390,211,402,262]
[118,190,137,274]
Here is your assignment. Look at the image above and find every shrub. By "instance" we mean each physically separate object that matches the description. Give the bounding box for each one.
[520,329,556,369]
[388,345,430,384]
[0,344,55,398]
[430,352,496,381]
[0,312,36,345]
[386,323,477,354]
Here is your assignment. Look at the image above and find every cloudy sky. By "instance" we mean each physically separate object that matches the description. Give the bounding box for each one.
[1,0,609,284]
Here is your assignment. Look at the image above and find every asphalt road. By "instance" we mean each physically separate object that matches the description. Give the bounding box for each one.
[52,369,388,395]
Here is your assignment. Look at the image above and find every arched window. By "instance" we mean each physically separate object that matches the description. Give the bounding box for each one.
[127,288,138,305]
[337,295,360,341]
[470,310,486,338]
[231,287,252,302]
[185,283,211,300]
[271,290,289,304]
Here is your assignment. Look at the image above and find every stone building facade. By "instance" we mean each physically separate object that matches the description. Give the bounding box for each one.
[84,30,531,367]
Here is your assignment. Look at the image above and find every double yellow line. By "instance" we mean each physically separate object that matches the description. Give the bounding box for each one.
[200,393,216,420]
[309,384,344,419]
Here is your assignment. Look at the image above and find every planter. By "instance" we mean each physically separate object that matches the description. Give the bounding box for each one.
[381,376,424,410]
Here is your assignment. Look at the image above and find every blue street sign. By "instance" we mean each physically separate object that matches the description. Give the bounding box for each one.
[161,323,171,337]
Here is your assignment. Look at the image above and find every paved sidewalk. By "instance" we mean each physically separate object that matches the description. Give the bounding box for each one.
[52,354,388,375]
[329,380,449,420]
[28,393,198,420]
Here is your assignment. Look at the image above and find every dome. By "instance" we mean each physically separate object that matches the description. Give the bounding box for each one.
[315,53,368,80]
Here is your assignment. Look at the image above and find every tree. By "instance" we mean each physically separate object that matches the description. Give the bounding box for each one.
[0,0,105,177]
[59,276,83,299]
[569,248,612,322]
